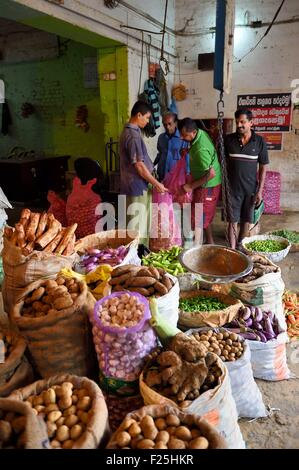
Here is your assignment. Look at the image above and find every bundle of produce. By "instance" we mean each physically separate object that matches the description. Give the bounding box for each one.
[77,246,129,274]
[11,275,97,379]
[187,328,267,419]
[283,290,299,340]
[92,292,157,396]
[234,253,279,284]
[109,265,174,297]
[242,235,290,263]
[142,246,186,276]
[0,330,34,397]
[0,397,49,449]
[4,209,77,256]
[178,290,242,328]
[60,265,112,302]
[106,404,227,449]
[10,374,109,449]
[103,392,144,432]
[225,305,280,342]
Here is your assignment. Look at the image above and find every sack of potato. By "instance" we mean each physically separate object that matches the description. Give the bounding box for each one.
[178,290,243,329]
[0,397,50,449]
[140,333,245,449]
[9,374,109,449]
[186,328,267,419]
[10,275,97,379]
[106,404,227,449]
[91,292,157,396]
[0,329,34,397]
[109,265,179,327]
[104,392,144,432]
[2,209,79,314]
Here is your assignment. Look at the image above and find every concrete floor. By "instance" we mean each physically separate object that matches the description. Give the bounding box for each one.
[211,210,299,449]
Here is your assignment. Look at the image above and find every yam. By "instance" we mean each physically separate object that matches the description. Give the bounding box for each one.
[43,229,65,254]
[128,277,156,287]
[55,224,77,255]
[153,281,168,296]
[35,212,48,239]
[26,212,41,242]
[35,219,62,250]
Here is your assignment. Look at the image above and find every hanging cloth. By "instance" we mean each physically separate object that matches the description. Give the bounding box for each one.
[144,78,160,129]
[155,67,169,116]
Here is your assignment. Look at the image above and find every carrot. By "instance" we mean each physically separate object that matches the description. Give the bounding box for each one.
[287,314,296,324]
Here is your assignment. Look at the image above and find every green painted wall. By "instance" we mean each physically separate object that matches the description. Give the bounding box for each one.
[0,39,104,167]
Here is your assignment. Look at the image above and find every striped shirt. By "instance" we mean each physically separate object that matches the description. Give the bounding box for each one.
[224,131,269,192]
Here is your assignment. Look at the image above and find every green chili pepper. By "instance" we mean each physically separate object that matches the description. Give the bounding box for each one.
[245,239,286,253]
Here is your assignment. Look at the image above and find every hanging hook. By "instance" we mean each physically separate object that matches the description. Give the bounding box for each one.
[217,90,225,118]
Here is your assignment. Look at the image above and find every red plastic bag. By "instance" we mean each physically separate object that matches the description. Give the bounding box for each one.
[47,190,67,226]
[149,189,181,252]
[66,177,102,238]
[163,153,192,206]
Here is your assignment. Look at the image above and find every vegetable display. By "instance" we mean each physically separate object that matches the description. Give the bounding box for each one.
[179,296,227,313]
[0,410,27,448]
[225,306,279,342]
[4,209,77,256]
[271,230,299,244]
[144,333,222,405]
[237,254,278,283]
[245,239,286,253]
[283,290,299,339]
[20,381,93,449]
[109,265,174,297]
[190,330,244,362]
[78,246,129,273]
[142,246,186,276]
[21,276,82,318]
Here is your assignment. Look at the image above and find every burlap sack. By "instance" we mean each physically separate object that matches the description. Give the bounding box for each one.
[0,397,50,448]
[75,229,139,255]
[11,281,97,379]
[10,374,110,449]
[106,404,227,449]
[179,290,242,328]
[2,236,78,314]
[0,329,34,397]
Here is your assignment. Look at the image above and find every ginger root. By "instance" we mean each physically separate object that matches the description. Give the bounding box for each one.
[168,333,207,362]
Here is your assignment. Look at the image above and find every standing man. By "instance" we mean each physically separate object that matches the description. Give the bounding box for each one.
[119,100,167,247]
[179,118,222,245]
[224,108,269,249]
[154,112,189,181]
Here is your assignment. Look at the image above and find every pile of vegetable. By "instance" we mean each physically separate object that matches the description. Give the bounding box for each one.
[110,412,213,449]
[144,333,222,405]
[245,239,286,253]
[237,254,278,283]
[109,265,174,297]
[225,306,279,342]
[271,230,299,244]
[0,332,13,361]
[78,246,129,273]
[179,296,227,313]
[4,208,77,256]
[96,292,146,328]
[142,246,186,276]
[0,410,27,449]
[21,381,93,449]
[21,276,82,318]
[190,330,244,362]
[283,290,299,339]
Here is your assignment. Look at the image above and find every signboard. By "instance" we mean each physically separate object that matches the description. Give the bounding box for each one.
[257,132,282,151]
[237,93,292,131]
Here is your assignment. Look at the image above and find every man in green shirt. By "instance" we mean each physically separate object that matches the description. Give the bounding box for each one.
[178,118,222,244]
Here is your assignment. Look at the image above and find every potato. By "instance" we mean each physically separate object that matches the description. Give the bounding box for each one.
[168,436,186,449]
[56,425,70,442]
[0,420,12,442]
[44,404,59,414]
[76,388,88,399]
[45,280,58,290]
[77,397,91,411]
[51,439,61,449]
[166,426,177,435]
[47,411,62,423]
[53,295,73,310]
[140,415,158,441]
[58,397,73,410]
[131,435,143,449]
[156,430,170,444]
[188,436,209,449]
[122,417,136,431]
[43,388,56,405]
[70,424,83,440]
[190,428,202,439]
[64,415,79,428]
[136,439,155,449]
[47,421,57,438]
[56,417,66,427]
[33,396,44,407]
[79,412,89,425]
[166,414,180,427]
[11,416,26,434]
[62,439,73,449]
[71,395,78,405]
[175,426,192,441]
[154,442,168,449]
[155,418,167,430]
[116,431,131,447]
[128,423,142,438]
[31,287,45,302]
[56,276,66,286]
[63,405,77,417]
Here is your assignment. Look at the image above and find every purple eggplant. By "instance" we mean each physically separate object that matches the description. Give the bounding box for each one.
[241,306,252,321]
[255,307,263,322]
[256,331,267,343]
[226,327,242,334]
[263,330,276,340]
[240,332,259,340]
[263,315,276,337]
[245,318,253,327]
[267,310,274,321]
[228,320,240,328]
[252,321,263,331]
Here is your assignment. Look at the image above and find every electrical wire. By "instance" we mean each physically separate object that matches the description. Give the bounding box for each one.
[234,0,286,63]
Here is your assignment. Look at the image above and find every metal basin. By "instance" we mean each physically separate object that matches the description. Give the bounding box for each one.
[179,244,253,284]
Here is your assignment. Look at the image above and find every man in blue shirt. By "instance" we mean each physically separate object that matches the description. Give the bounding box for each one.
[154,112,189,181]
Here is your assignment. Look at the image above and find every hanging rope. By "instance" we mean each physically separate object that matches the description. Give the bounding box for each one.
[138,31,145,96]
[160,0,170,75]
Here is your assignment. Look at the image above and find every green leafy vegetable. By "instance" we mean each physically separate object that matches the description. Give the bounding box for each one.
[271,230,299,244]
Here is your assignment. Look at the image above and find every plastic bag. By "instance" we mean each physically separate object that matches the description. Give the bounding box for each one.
[47,190,67,226]
[163,154,192,206]
[66,177,102,238]
[149,189,181,252]
[92,292,157,395]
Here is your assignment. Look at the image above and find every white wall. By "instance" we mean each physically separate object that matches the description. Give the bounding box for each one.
[175,0,299,209]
